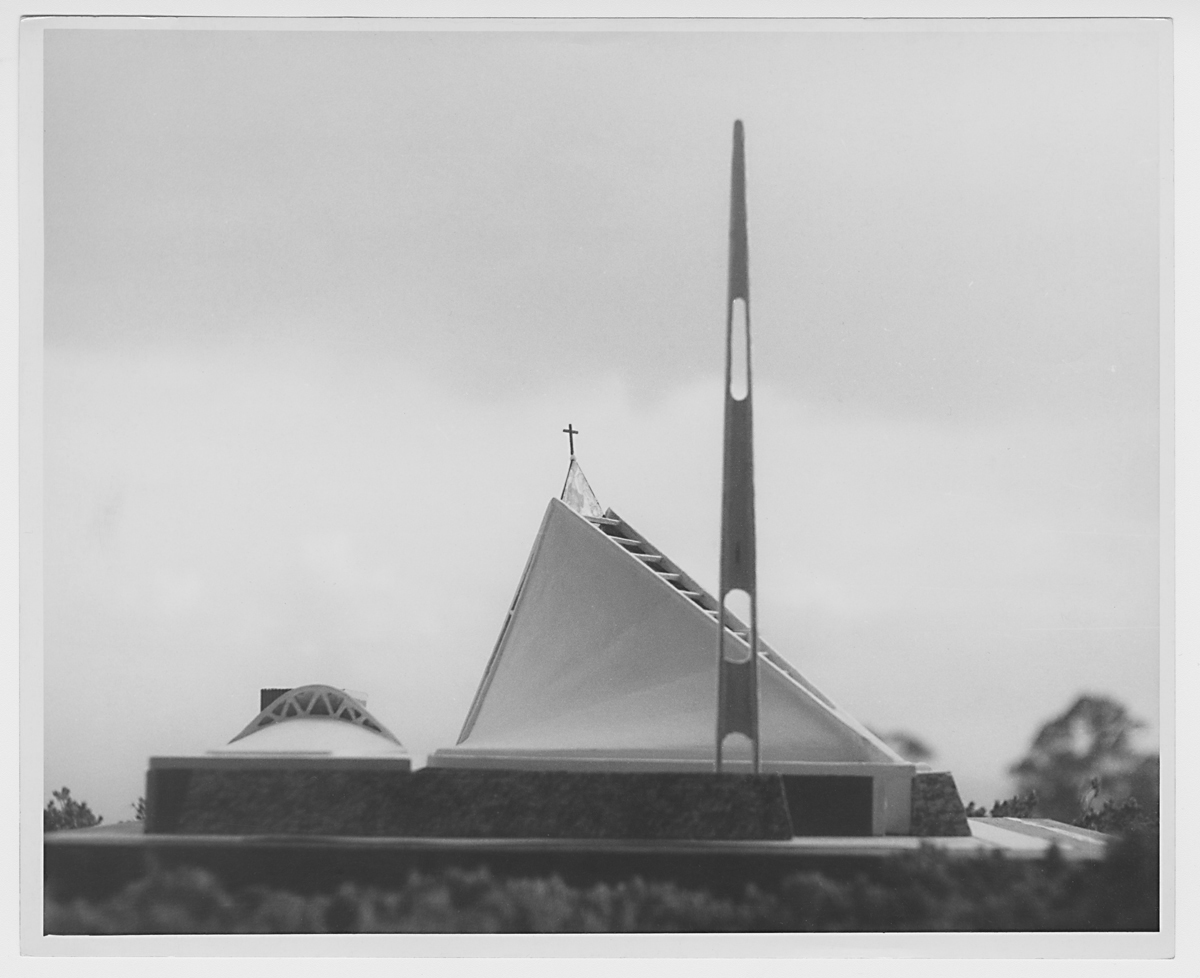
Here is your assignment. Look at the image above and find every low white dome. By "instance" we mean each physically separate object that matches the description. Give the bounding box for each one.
[213,684,409,759]
[211,716,409,758]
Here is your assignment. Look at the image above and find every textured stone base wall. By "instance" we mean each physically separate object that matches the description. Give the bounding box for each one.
[145,768,794,841]
[910,771,971,837]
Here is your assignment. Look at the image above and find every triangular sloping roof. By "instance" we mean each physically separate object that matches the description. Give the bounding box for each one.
[432,495,906,772]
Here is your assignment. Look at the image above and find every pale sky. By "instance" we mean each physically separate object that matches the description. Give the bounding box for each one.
[41,22,1165,820]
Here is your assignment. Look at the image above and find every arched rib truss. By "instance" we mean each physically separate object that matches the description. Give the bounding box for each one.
[229,684,402,745]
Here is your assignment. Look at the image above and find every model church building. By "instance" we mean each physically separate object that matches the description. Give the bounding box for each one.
[140,122,969,841]
[428,458,916,835]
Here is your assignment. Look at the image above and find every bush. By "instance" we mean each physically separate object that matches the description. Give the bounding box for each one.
[1077,797,1159,837]
[45,835,1159,934]
[964,792,1038,819]
[44,788,102,833]
[963,789,1158,840]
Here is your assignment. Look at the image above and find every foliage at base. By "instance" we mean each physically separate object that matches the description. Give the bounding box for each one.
[962,789,1158,839]
[1076,797,1159,836]
[45,830,1158,934]
[964,792,1039,819]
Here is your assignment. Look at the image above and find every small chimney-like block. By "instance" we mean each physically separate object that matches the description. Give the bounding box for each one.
[260,688,292,712]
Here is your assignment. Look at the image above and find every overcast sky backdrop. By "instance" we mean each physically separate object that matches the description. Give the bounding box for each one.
[42,22,1164,819]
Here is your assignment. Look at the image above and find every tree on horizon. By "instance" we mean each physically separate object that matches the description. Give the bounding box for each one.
[1010,694,1158,822]
[871,729,935,764]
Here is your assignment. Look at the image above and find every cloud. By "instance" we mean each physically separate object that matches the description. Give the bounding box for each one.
[45,28,1160,420]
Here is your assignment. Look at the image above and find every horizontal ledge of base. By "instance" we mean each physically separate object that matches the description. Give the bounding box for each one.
[48,827,1109,862]
[150,755,412,771]
[428,751,914,777]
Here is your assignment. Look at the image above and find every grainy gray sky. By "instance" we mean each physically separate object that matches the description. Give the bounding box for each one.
[42,22,1164,819]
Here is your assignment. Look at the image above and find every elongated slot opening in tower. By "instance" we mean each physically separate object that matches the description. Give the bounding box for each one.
[724,588,751,623]
[719,732,755,764]
[722,588,753,663]
[721,641,752,665]
[729,298,749,400]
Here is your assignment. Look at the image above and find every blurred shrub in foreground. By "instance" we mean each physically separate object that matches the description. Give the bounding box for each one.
[46,830,1158,934]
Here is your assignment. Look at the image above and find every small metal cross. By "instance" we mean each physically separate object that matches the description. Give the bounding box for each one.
[562,423,579,457]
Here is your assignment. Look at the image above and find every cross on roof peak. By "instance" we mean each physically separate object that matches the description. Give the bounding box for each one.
[562,423,579,458]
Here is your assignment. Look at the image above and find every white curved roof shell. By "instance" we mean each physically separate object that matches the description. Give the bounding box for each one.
[210,716,410,758]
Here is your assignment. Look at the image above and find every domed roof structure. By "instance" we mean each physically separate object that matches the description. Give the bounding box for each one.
[211,684,410,761]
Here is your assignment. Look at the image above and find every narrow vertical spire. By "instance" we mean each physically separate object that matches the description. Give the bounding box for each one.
[728,120,749,303]
[716,120,760,774]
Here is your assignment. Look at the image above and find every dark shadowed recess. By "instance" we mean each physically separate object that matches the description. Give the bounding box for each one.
[781,776,874,836]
